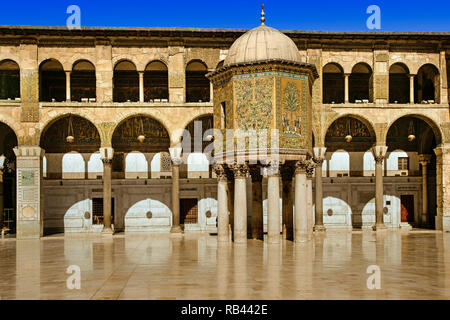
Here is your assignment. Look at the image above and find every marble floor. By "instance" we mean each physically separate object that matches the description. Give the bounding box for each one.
[0,230,449,300]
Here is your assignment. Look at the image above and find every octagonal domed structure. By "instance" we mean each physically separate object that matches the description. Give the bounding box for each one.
[223,24,302,67]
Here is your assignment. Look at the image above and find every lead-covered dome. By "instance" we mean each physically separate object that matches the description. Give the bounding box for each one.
[223,24,302,67]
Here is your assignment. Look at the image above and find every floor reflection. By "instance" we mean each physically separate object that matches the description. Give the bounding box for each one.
[0,230,448,299]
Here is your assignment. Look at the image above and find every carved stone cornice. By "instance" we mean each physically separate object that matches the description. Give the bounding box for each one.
[230,163,249,179]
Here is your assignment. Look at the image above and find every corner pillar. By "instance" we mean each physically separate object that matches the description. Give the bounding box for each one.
[13,146,45,239]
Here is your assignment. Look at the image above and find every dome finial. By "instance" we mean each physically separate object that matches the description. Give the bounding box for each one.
[260,4,265,25]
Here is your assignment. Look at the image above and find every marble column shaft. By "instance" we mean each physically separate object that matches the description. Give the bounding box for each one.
[419,155,431,226]
[232,164,248,244]
[139,71,145,103]
[409,74,415,104]
[65,71,71,102]
[294,159,309,242]
[267,169,281,244]
[306,166,314,240]
[102,159,113,232]
[372,146,387,230]
[214,164,229,242]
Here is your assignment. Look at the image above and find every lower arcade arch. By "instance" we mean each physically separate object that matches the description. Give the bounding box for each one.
[0,122,18,232]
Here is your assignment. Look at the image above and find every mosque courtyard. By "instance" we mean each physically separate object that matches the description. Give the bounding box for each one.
[0,230,448,300]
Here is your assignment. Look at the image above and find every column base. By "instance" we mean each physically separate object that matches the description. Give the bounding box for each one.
[314,225,326,232]
[372,223,387,231]
[101,227,114,236]
[170,225,183,233]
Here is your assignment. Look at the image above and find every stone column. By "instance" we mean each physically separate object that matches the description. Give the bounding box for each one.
[65,71,71,102]
[294,156,309,242]
[169,147,182,233]
[0,158,4,228]
[139,71,145,103]
[13,146,45,239]
[313,147,326,231]
[232,163,248,244]
[372,146,387,231]
[325,152,331,177]
[249,166,263,240]
[281,164,294,240]
[344,73,350,103]
[306,162,315,240]
[100,147,114,235]
[419,154,432,227]
[213,164,229,242]
[409,74,415,104]
[266,163,281,244]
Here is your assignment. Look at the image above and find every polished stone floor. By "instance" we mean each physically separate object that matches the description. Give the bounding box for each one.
[0,230,449,300]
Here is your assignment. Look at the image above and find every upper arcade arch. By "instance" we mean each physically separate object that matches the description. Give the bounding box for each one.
[39,58,66,102]
[389,62,410,104]
[0,59,20,100]
[113,60,139,102]
[322,62,344,104]
[186,60,210,103]
[71,59,96,102]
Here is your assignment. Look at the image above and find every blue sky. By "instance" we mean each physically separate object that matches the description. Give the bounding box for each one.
[0,0,449,31]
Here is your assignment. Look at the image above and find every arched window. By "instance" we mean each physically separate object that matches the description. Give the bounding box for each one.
[144,61,168,102]
[71,60,96,102]
[389,63,410,104]
[113,60,139,102]
[323,63,344,104]
[415,64,440,104]
[125,152,148,179]
[329,150,350,177]
[88,153,103,179]
[349,63,373,103]
[40,59,66,102]
[0,59,20,100]
[186,60,210,102]
[187,153,209,178]
[62,152,85,179]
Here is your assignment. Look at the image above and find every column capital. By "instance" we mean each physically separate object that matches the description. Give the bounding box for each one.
[419,154,432,165]
[213,164,228,182]
[230,163,248,179]
[169,146,183,165]
[295,155,309,175]
[371,145,387,163]
[306,161,315,179]
[0,154,6,171]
